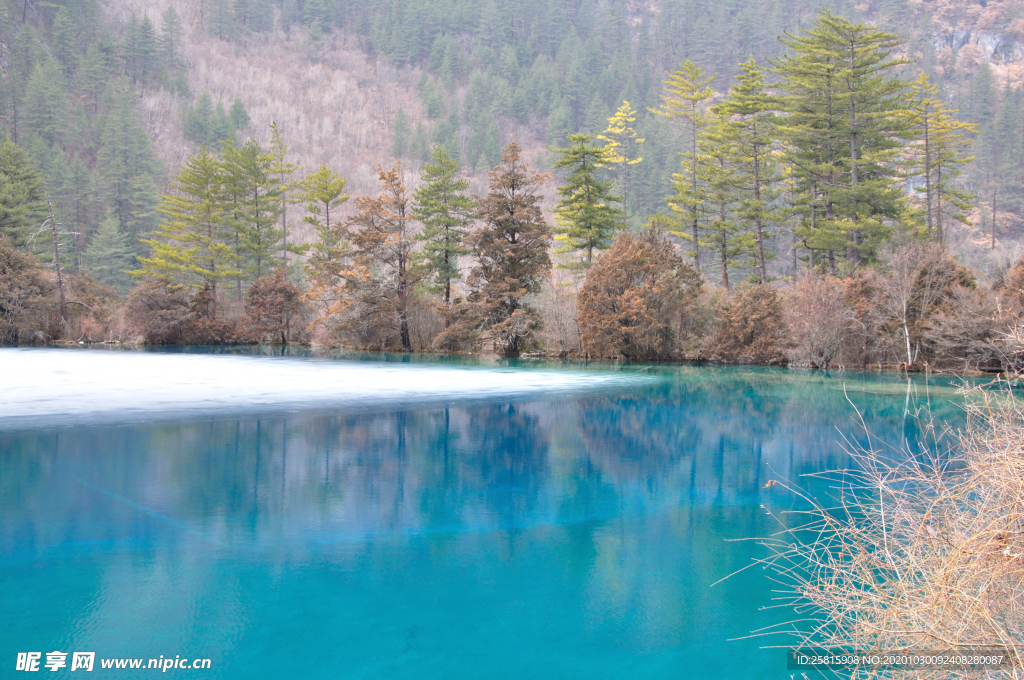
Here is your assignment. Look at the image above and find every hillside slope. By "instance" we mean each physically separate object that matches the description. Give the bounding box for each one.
[97,0,1024,271]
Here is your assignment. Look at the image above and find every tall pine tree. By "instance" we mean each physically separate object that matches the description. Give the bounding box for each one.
[413,145,476,311]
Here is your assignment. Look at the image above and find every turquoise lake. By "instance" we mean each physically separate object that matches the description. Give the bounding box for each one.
[0,348,969,679]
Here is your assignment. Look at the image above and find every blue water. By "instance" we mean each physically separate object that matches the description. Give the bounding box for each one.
[0,349,968,679]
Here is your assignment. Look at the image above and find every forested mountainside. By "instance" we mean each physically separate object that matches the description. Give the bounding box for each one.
[5,0,1024,368]
[7,0,1024,260]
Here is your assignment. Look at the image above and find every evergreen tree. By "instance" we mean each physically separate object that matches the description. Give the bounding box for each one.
[52,8,79,78]
[300,164,353,327]
[0,140,48,248]
[80,42,114,112]
[137,15,158,83]
[208,0,235,40]
[413,145,476,310]
[301,163,350,271]
[391,108,410,158]
[97,86,160,243]
[772,10,912,271]
[23,55,69,148]
[267,121,301,274]
[134,146,238,310]
[229,98,250,131]
[908,73,977,244]
[2,24,42,145]
[210,101,233,145]
[714,58,783,283]
[692,111,749,290]
[84,214,135,292]
[184,91,215,145]
[595,100,645,215]
[649,60,716,270]
[551,133,625,268]
[159,6,185,73]
[222,138,283,282]
[463,142,551,356]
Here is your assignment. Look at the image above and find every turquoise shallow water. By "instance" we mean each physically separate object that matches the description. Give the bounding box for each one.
[0,350,968,679]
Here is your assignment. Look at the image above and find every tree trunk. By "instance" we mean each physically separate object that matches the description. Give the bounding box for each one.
[48,201,67,329]
[398,253,411,352]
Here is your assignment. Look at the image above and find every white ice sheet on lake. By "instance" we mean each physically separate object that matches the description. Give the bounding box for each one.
[0,348,639,429]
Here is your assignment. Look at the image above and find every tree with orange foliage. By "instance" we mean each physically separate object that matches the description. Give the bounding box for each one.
[347,162,418,351]
[577,228,701,360]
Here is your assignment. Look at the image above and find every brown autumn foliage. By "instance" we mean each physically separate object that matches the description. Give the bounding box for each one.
[244,270,304,345]
[577,229,702,361]
[127,279,239,345]
[706,284,786,365]
[343,162,418,351]
[0,237,54,344]
[437,143,552,357]
[784,275,856,369]
[126,278,193,344]
[63,274,129,343]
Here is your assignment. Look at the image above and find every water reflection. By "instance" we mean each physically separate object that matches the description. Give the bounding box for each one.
[0,366,966,679]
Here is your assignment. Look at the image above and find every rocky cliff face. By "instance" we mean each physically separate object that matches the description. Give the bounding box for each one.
[912,0,1024,84]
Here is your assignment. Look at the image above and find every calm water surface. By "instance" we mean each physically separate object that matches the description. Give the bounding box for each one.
[0,349,968,679]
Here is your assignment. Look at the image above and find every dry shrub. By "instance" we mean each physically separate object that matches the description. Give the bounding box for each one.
[535,275,581,358]
[755,386,1024,677]
[706,284,786,365]
[243,270,304,345]
[874,242,977,369]
[63,274,127,343]
[1001,257,1024,311]
[407,294,443,351]
[0,237,54,344]
[127,280,239,344]
[923,286,1004,373]
[785,275,856,369]
[577,229,702,361]
[842,269,885,369]
[126,279,192,344]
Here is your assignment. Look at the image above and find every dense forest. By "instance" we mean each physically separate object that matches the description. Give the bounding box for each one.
[3,0,1024,372]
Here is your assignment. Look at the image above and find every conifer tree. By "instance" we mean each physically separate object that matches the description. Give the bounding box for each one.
[694,112,750,291]
[52,8,79,78]
[137,16,158,83]
[23,56,69,148]
[80,43,113,112]
[267,121,301,274]
[348,162,417,351]
[772,10,911,270]
[391,108,410,158]
[650,60,716,271]
[185,92,215,145]
[714,58,783,283]
[302,164,350,305]
[222,138,283,282]
[84,214,135,292]
[551,133,625,268]
[0,140,48,248]
[413,145,475,311]
[463,142,551,357]
[208,0,235,40]
[907,73,976,244]
[97,87,160,243]
[229,99,250,131]
[134,146,238,311]
[595,100,645,215]
[159,6,184,73]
